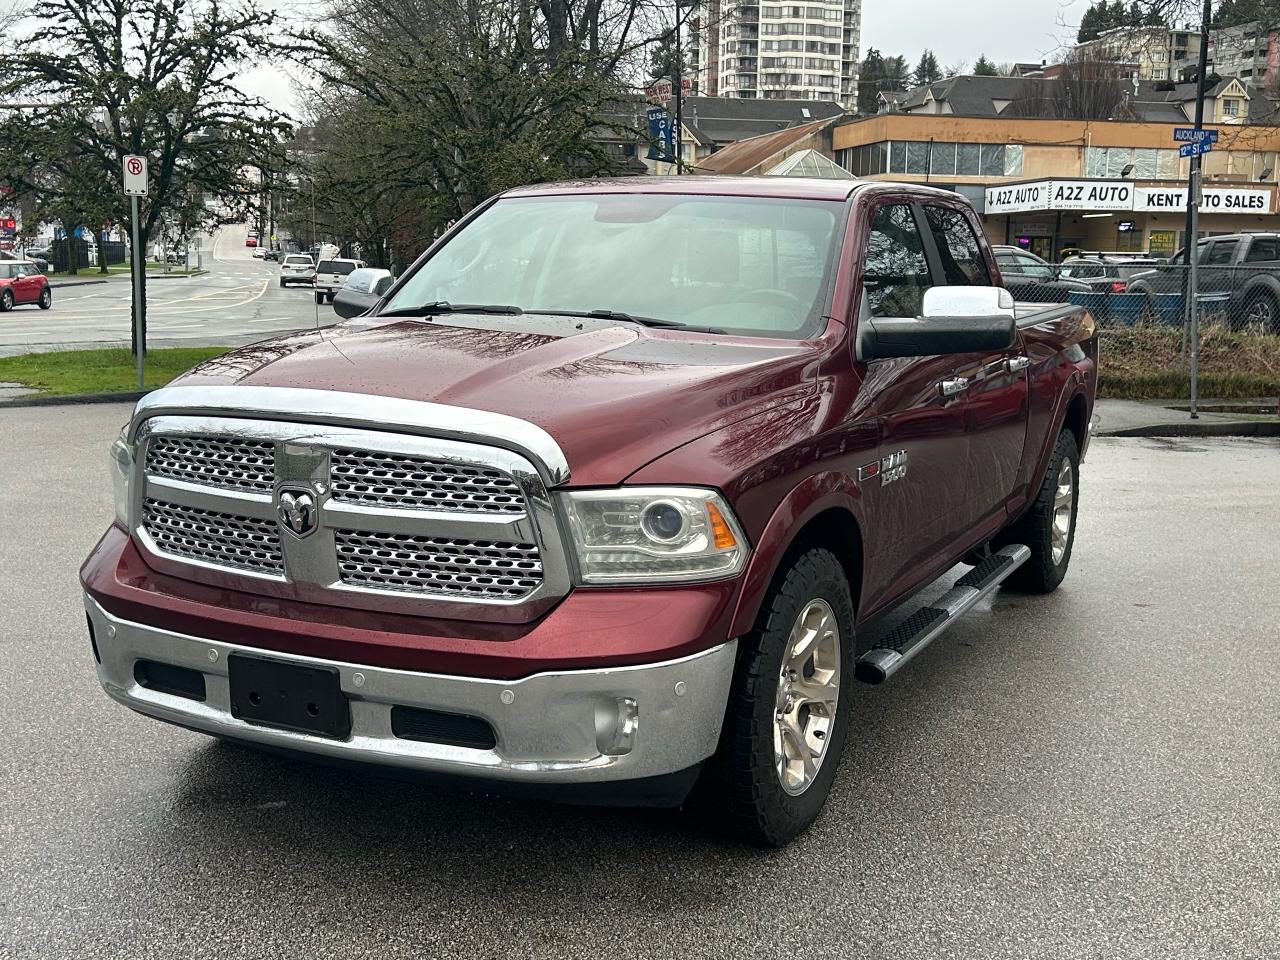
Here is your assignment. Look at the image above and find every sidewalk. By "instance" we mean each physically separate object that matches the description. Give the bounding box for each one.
[1096,398,1280,438]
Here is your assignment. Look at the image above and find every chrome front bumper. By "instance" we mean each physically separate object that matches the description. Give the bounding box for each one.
[85,596,735,785]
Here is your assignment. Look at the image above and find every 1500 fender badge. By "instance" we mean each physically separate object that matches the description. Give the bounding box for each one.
[859,450,909,486]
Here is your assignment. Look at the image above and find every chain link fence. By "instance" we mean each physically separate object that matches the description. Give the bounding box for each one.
[1012,264,1280,400]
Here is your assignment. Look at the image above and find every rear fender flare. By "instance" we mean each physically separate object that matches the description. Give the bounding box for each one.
[728,472,864,638]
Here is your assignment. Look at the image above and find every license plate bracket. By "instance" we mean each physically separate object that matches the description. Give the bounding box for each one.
[228,655,351,739]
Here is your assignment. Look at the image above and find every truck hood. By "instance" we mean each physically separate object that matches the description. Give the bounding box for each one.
[171,315,820,485]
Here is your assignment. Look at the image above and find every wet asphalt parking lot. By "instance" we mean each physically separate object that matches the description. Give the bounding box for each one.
[2,403,1277,959]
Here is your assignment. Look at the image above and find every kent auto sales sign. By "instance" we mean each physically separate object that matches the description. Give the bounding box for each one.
[1134,186,1272,213]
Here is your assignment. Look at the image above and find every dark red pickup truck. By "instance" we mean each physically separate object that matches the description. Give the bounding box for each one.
[82,178,1096,845]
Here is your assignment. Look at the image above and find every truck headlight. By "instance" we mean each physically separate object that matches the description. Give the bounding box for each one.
[559,487,747,584]
[110,426,134,529]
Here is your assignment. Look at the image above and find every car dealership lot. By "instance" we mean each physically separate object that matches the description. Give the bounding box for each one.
[2,405,1277,959]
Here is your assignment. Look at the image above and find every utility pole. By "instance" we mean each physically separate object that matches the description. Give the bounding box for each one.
[1181,0,1213,420]
[672,2,684,174]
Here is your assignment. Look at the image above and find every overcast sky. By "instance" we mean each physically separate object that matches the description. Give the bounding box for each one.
[862,0,1091,71]
[245,0,1096,119]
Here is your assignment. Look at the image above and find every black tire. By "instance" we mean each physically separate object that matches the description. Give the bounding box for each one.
[692,548,855,846]
[38,287,51,310]
[1241,290,1279,334]
[325,292,335,303]
[999,429,1079,593]
[314,292,324,304]
[279,278,285,288]
[0,289,12,312]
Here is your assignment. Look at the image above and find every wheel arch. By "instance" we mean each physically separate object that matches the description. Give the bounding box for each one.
[728,474,865,639]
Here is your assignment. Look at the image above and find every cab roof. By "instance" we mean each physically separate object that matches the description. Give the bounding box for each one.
[503,176,972,205]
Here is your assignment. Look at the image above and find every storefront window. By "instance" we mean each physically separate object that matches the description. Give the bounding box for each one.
[1003,144,1023,176]
[957,143,981,176]
[905,141,930,175]
[890,141,907,174]
[929,142,957,176]
[1132,149,1158,179]
[980,144,1004,176]
[1156,150,1180,179]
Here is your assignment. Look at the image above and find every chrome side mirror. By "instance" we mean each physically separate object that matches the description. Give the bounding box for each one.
[920,286,1016,321]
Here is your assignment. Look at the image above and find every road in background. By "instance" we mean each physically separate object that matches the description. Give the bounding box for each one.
[1,409,1278,959]
[0,224,336,356]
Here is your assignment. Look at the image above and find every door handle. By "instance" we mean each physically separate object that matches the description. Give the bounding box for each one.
[1006,356,1031,373]
[940,377,970,397]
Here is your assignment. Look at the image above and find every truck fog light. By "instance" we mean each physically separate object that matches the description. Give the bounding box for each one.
[594,697,638,757]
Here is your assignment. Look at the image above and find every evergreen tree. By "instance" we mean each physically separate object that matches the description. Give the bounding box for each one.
[973,54,999,76]
[913,49,942,87]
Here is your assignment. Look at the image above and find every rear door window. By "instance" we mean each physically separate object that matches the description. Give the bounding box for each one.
[923,206,991,286]
[863,204,932,318]
[1244,237,1280,262]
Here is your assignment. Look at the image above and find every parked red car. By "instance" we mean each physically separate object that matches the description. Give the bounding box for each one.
[0,260,52,310]
[82,178,1097,845]
[245,235,258,248]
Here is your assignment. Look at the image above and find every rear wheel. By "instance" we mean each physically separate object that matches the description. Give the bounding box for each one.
[692,548,854,846]
[1241,291,1279,334]
[314,291,324,304]
[38,287,51,309]
[999,429,1079,593]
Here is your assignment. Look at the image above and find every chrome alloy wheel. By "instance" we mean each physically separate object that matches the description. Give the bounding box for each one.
[774,599,841,797]
[1051,457,1075,565]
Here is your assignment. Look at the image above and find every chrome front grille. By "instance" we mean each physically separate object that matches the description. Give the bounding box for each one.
[142,498,283,575]
[335,529,543,599]
[145,436,275,492]
[132,413,567,621]
[330,449,524,514]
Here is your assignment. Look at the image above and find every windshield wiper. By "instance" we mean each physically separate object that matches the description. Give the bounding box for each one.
[377,301,524,319]
[525,308,688,329]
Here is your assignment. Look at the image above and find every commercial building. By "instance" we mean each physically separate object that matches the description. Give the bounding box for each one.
[833,108,1280,260]
[691,0,861,105]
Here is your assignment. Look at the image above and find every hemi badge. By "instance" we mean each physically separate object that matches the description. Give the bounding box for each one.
[857,461,881,482]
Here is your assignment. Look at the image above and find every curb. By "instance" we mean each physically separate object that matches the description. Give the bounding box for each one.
[0,389,149,409]
[1100,421,1280,439]
[146,269,208,279]
[45,278,110,289]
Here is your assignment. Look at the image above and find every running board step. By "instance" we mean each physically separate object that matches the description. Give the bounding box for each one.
[855,544,1030,685]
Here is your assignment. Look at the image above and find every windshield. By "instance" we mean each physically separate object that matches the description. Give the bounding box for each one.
[384,194,844,338]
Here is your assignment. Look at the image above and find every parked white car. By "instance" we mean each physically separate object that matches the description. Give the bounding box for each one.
[313,257,365,303]
[279,254,315,287]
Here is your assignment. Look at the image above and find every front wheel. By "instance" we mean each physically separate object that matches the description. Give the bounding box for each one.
[0,289,12,312]
[692,548,855,846]
[38,287,52,309]
[999,428,1079,593]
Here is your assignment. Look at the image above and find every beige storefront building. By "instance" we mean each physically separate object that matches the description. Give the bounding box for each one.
[833,114,1280,260]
